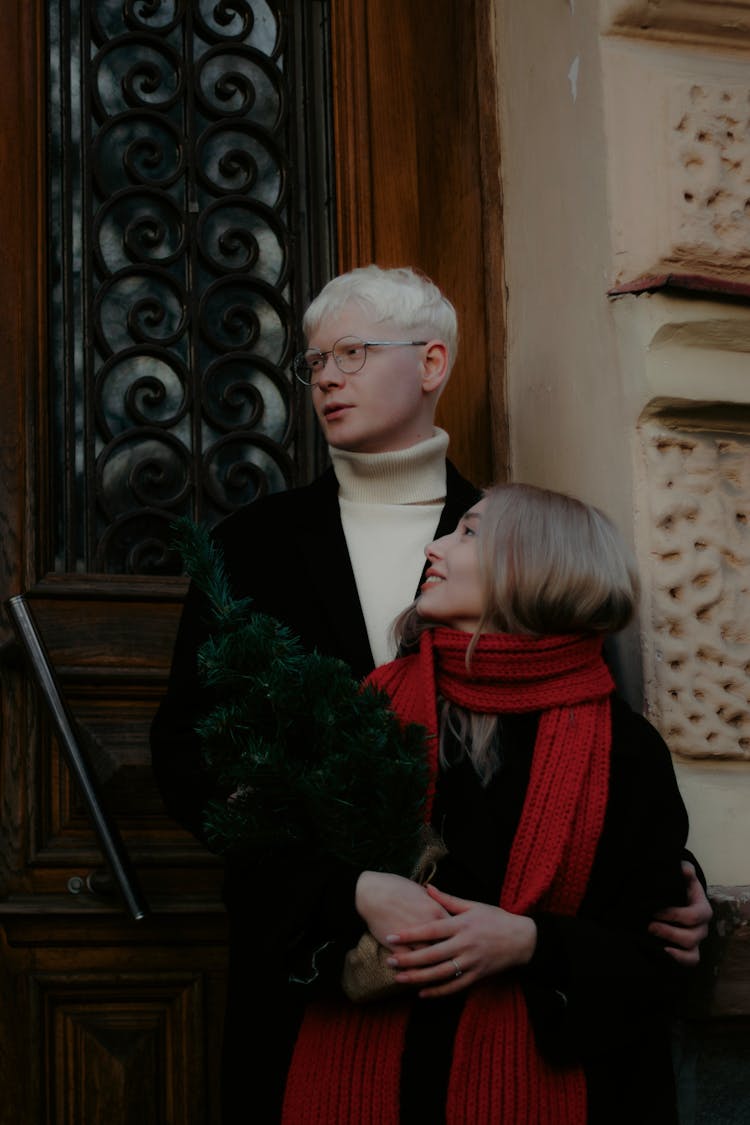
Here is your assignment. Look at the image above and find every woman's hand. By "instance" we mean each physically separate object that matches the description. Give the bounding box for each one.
[383,884,538,998]
[355,871,449,948]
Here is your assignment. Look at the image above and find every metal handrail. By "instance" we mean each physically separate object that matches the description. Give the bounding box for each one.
[4,594,149,922]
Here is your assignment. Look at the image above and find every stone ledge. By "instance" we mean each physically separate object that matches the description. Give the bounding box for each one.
[688,886,750,1017]
[606,1,750,48]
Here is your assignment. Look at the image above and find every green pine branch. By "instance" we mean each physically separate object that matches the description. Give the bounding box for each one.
[171,518,429,876]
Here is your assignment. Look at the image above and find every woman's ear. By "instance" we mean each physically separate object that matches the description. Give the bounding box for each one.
[420,340,450,395]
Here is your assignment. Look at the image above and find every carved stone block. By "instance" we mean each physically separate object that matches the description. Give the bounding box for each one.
[669,81,750,257]
[639,414,750,759]
[602,35,750,287]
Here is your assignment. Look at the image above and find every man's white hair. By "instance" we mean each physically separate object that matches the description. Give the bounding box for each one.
[302,265,459,376]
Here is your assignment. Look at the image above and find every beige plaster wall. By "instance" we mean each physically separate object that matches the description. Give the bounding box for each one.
[496,2,628,518]
[494,0,750,885]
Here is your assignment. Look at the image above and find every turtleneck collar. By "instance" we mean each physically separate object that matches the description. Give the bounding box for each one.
[329,428,449,505]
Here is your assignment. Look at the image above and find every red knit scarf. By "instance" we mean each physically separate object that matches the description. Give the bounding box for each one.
[282,628,614,1124]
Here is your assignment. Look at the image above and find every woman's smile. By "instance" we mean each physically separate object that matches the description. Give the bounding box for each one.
[417,500,486,633]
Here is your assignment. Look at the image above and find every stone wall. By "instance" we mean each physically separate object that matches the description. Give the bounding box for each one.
[495,1,750,1118]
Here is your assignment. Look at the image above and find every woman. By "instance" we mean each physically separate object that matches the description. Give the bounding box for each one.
[282,483,689,1124]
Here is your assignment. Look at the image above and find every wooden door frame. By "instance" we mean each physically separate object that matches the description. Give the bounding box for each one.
[0,0,507,614]
[0,3,506,1120]
[0,0,509,911]
[0,0,47,616]
[331,0,507,488]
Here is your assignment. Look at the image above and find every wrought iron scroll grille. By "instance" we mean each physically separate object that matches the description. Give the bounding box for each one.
[47,0,334,574]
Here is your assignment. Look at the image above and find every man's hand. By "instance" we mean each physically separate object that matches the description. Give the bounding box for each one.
[648,861,712,967]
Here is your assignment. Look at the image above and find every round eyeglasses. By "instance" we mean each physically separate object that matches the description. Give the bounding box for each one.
[293,336,427,387]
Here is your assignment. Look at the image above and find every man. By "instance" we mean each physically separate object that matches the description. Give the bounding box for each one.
[151,265,710,1121]
[151,266,475,832]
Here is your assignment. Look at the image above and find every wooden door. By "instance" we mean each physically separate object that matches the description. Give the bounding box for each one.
[0,2,502,1121]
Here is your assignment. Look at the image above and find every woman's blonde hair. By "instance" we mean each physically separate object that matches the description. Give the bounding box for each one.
[473,482,639,639]
[397,482,639,651]
[393,482,640,784]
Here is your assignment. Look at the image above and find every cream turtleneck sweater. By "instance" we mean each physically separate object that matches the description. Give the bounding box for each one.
[330,428,449,667]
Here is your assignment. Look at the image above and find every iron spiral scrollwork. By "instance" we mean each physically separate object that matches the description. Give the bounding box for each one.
[48,0,331,574]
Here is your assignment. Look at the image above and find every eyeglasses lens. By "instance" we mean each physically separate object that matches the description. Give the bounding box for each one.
[300,351,324,379]
[295,337,368,384]
[332,338,367,373]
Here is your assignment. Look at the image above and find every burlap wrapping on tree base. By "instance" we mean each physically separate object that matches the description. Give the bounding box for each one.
[342,827,448,1003]
[342,932,401,1002]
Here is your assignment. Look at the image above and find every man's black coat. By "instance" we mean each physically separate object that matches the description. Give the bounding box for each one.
[151,460,480,839]
[149,460,480,1122]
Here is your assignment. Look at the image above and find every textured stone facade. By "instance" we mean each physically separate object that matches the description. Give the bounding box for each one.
[603,7,750,287]
[639,415,750,760]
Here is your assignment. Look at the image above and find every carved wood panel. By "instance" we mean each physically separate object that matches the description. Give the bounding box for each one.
[39,973,203,1125]
[0,910,228,1125]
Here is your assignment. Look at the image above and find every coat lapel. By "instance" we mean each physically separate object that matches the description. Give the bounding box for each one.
[296,469,374,680]
[297,461,480,680]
